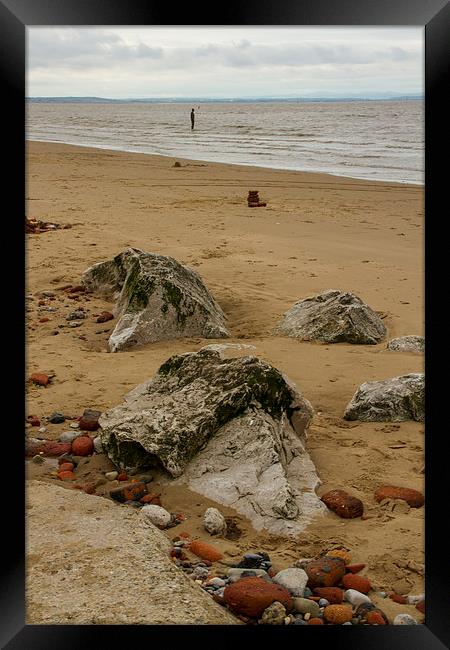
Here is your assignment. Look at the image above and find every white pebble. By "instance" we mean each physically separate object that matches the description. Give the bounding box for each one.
[70,423,80,429]
[38,427,47,433]
[344,589,372,607]
[203,507,227,536]
[393,614,418,625]
[105,471,118,481]
[93,436,103,453]
[59,431,79,443]
[406,594,424,605]
[140,504,172,529]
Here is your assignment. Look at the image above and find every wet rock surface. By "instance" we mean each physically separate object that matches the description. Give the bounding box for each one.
[275,289,387,345]
[81,247,229,351]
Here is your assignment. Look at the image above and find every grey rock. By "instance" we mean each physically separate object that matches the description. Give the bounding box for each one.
[344,589,372,607]
[260,601,286,625]
[99,347,326,537]
[318,599,329,607]
[93,436,103,454]
[81,247,229,352]
[67,310,86,321]
[59,431,80,444]
[393,613,418,625]
[140,504,172,529]
[272,568,308,597]
[49,412,65,424]
[387,336,424,353]
[203,507,227,536]
[275,289,387,344]
[344,373,424,422]
[227,568,272,583]
[32,454,45,464]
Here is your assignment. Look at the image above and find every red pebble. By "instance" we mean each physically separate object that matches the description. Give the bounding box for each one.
[346,563,366,574]
[321,489,364,518]
[342,574,371,594]
[314,587,344,603]
[71,436,94,456]
[39,317,50,323]
[416,600,425,614]
[179,532,190,539]
[59,462,74,472]
[365,611,387,625]
[374,485,424,508]
[117,472,128,481]
[140,493,162,505]
[390,593,407,604]
[308,618,324,625]
[189,540,223,562]
[57,470,76,481]
[96,311,114,323]
[223,577,292,618]
[30,373,50,386]
[304,556,346,589]
[28,417,41,427]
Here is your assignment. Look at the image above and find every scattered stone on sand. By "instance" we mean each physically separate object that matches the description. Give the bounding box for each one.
[58,431,80,444]
[321,489,364,518]
[71,436,94,456]
[342,574,371,593]
[203,507,227,536]
[303,556,346,589]
[272,568,308,597]
[344,373,425,422]
[109,482,148,503]
[141,504,172,529]
[96,311,114,323]
[189,540,223,562]
[67,310,86,321]
[81,247,229,351]
[344,589,372,607]
[387,336,424,353]
[79,409,102,431]
[26,216,72,234]
[374,485,424,508]
[49,412,66,424]
[393,613,418,625]
[259,601,286,624]
[105,471,118,481]
[275,289,387,344]
[99,347,325,537]
[30,372,50,386]
[223,576,292,618]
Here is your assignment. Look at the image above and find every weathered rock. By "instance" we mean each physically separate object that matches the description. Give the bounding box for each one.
[304,556,346,589]
[323,604,353,624]
[344,589,372,607]
[260,601,287,625]
[141,504,172,529]
[59,431,80,444]
[321,489,364,518]
[275,289,386,344]
[292,597,321,617]
[96,311,114,323]
[99,348,325,537]
[342,574,371,593]
[272,568,308,597]
[71,436,94,456]
[81,247,229,351]
[49,412,66,424]
[30,373,50,386]
[203,507,227,536]
[93,436,103,454]
[313,587,344,604]
[394,613,418,625]
[223,577,293,618]
[79,409,102,431]
[344,373,424,422]
[374,485,424,508]
[227,568,272,583]
[387,336,424,353]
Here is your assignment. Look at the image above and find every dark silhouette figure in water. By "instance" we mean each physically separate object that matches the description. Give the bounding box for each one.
[191,108,195,130]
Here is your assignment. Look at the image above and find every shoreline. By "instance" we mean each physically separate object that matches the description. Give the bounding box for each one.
[26,137,423,188]
[25,139,424,624]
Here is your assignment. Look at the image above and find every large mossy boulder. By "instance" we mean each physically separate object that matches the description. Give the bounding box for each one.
[344,373,424,422]
[275,289,387,344]
[99,346,326,536]
[81,248,229,351]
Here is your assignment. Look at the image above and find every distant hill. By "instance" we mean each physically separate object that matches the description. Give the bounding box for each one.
[27,95,423,104]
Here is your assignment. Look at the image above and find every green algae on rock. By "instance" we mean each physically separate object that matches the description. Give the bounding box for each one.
[81,248,229,351]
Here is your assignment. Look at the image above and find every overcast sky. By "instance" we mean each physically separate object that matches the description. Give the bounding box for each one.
[27,27,424,98]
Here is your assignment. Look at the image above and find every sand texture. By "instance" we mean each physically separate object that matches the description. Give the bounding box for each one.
[26,141,425,623]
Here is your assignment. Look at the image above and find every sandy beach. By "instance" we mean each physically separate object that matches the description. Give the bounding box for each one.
[25,140,425,623]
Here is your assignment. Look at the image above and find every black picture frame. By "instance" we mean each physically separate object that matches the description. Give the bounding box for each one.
[2,0,448,647]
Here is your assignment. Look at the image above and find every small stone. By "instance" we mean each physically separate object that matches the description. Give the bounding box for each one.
[59,462,74,472]
[227,568,271,583]
[203,507,227,536]
[138,473,154,483]
[70,423,80,429]
[323,604,353,624]
[326,549,352,564]
[318,598,330,607]
[32,455,44,464]
[109,481,147,503]
[393,613,418,625]
[71,436,94,456]
[365,611,387,625]
[96,311,114,323]
[272,568,308,597]
[406,594,424,605]
[59,431,80,444]
[342,574,371,594]
[140,504,172,529]
[344,589,372,607]
[260,601,287,625]
[346,563,366,574]
[375,486,424,508]
[314,587,344,604]
[304,556,346,589]
[321,489,364,518]
[307,618,324,625]
[78,409,102,431]
[415,600,425,614]
[140,493,162,505]
[57,470,76,481]
[207,577,226,588]
[105,471,118,481]
[93,436,103,453]
[38,427,47,434]
[117,472,128,481]
[48,413,66,424]
[390,593,408,604]
[30,373,50,386]
[292,598,320,617]
[189,540,223,562]
[28,417,40,427]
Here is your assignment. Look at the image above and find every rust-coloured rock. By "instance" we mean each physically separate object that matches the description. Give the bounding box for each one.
[321,489,364,518]
[374,486,424,508]
[416,600,425,614]
[57,470,76,481]
[25,440,72,458]
[109,482,147,503]
[30,373,50,386]
[71,436,94,456]
[323,604,353,624]
[365,611,387,625]
[189,540,223,562]
[28,417,41,427]
[59,462,74,472]
[223,576,292,618]
[96,311,114,323]
[308,617,324,625]
[342,574,371,594]
[78,409,101,431]
[117,472,128,481]
[358,605,389,624]
[390,593,407,604]
[140,493,162,505]
[304,556,346,589]
[313,587,344,604]
[346,563,366,574]
[326,549,352,564]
